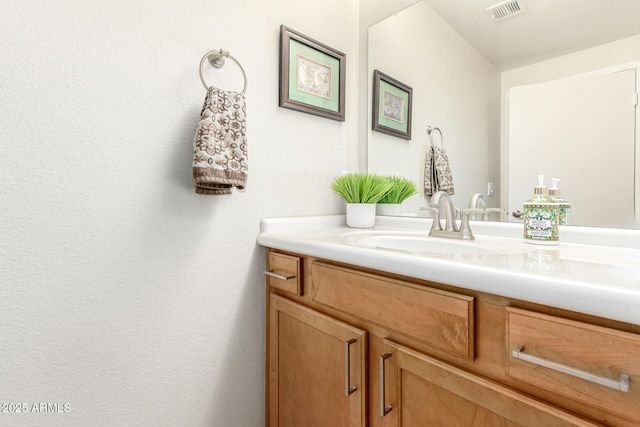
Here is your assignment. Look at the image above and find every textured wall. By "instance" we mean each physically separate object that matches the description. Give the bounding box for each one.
[0,0,358,425]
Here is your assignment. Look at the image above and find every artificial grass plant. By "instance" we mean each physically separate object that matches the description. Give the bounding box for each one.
[331,173,392,204]
[378,175,418,204]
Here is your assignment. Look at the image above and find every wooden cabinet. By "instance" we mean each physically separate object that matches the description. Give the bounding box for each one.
[265,252,302,295]
[265,249,640,426]
[310,262,475,360]
[268,294,366,427]
[506,307,640,423]
[380,340,599,426]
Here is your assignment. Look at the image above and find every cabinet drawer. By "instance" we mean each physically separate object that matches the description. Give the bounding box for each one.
[506,307,640,422]
[311,261,475,360]
[382,339,600,426]
[266,252,302,295]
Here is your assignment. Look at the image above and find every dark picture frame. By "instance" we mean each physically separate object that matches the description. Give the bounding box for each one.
[279,25,346,122]
[372,70,413,140]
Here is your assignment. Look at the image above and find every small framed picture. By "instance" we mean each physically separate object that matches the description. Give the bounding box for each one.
[279,25,346,122]
[372,70,413,140]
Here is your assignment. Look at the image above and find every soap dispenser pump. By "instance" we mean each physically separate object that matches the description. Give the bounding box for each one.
[549,178,571,225]
[523,175,559,245]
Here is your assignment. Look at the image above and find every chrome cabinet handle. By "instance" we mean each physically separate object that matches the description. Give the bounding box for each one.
[380,352,393,417]
[512,346,629,393]
[263,270,295,281]
[512,210,523,218]
[345,338,358,396]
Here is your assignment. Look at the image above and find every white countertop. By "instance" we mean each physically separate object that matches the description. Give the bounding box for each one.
[257,215,640,325]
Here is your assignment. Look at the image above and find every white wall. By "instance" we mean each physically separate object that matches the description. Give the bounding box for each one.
[368,1,500,214]
[507,71,637,227]
[0,1,358,426]
[501,35,640,89]
[500,35,640,215]
[358,0,419,171]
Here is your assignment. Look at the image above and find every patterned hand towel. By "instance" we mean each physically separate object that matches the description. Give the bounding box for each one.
[424,146,455,196]
[192,86,247,195]
[423,146,436,196]
[433,146,455,195]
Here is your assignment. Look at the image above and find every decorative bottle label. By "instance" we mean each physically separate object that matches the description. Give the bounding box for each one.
[523,202,559,244]
[558,202,571,225]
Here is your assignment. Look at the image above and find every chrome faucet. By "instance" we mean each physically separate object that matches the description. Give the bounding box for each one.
[430,191,458,232]
[469,193,486,209]
[469,193,508,221]
[468,193,486,221]
[428,191,480,240]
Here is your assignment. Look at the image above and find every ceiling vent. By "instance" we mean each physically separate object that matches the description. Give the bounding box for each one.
[486,0,527,21]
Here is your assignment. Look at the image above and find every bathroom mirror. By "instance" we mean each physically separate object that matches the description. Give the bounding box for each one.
[367,0,640,228]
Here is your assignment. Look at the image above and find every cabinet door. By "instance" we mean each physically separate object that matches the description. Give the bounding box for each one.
[268,294,366,427]
[379,340,601,427]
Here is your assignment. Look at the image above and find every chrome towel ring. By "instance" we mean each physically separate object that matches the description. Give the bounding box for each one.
[199,49,247,94]
[427,126,444,147]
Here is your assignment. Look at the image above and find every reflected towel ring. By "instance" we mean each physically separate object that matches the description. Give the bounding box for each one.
[427,126,443,147]
[199,49,248,94]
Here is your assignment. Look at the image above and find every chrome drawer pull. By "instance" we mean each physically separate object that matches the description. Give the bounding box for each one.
[512,346,630,393]
[345,338,358,396]
[380,352,393,417]
[263,270,295,281]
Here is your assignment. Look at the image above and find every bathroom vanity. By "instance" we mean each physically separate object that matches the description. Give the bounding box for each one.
[258,216,640,426]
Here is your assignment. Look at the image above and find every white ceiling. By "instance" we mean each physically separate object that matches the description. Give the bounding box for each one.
[421,0,640,70]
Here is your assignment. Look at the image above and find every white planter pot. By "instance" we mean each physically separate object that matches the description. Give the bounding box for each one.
[346,203,376,228]
[376,203,402,216]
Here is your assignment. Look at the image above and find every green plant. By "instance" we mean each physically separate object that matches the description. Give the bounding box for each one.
[331,173,392,204]
[378,175,418,204]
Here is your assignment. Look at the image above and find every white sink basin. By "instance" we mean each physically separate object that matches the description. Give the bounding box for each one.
[340,230,528,256]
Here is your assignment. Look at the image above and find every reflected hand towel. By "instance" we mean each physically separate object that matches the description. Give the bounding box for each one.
[424,146,436,196]
[192,86,248,194]
[424,146,454,196]
[433,146,454,195]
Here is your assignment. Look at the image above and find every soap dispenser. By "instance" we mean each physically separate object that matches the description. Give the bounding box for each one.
[523,175,559,245]
[549,178,571,225]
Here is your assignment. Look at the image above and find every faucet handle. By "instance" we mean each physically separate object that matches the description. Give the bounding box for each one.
[454,207,461,220]
[460,208,484,240]
[420,207,442,233]
[482,208,508,221]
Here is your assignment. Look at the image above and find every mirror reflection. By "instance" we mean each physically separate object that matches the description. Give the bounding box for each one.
[367,0,640,228]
